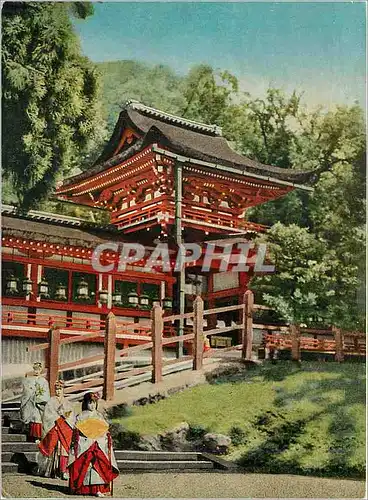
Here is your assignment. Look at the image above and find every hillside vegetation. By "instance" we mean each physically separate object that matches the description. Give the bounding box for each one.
[116,361,366,478]
[96,60,186,131]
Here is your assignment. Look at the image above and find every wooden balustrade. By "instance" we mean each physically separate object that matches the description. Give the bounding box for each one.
[23,290,365,402]
[291,324,301,361]
[3,310,105,330]
[47,327,60,397]
[243,290,254,361]
[263,328,365,360]
[151,305,164,383]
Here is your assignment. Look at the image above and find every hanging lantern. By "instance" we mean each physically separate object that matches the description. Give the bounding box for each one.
[139,294,150,310]
[6,274,18,295]
[152,297,161,307]
[38,277,49,299]
[22,277,33,296]
[163,296,173,310]
[76,277,89,300]
[112,290,122,307]
[98,289,108,305]
[128,290,139,308]
[55,283,67,301]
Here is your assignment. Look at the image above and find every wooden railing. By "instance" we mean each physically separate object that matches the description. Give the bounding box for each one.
[4,310,105,331]
[26,291,254,402]
[23,289,365,402]
[262,326,365,361]
[4,310,153,343]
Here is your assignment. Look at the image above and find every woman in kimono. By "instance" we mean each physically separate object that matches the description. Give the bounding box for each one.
[68,392,119,497]
[20,362,50,441]
[38,380,75,479]
[203,334,211,353]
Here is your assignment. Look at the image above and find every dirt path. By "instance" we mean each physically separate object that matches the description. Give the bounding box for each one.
[2,472,365,498]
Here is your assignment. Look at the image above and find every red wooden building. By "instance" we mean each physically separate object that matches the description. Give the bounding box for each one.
[2,101,313,369]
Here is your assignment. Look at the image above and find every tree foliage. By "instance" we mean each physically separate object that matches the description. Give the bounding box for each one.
[251,222,364,330]
[2,1,106,209]
[248,106,365,329]
[97,60,187,131]
[181,64,238,127]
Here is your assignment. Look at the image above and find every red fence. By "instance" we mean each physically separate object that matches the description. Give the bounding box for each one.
[25,292,254,402]
[23,290,364,402]
[263,325,365,361]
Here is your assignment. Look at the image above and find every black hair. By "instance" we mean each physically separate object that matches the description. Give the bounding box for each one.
[82,392,98,411]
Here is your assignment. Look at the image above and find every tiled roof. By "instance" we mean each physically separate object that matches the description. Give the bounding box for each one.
[60,101,320,188]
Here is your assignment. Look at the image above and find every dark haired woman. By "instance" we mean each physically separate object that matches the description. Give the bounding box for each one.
[68,392,119,497]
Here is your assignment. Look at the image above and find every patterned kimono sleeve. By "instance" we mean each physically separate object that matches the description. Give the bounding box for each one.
[37,377,51,404]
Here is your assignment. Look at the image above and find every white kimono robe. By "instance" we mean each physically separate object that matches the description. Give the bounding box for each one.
[20,375,50,425]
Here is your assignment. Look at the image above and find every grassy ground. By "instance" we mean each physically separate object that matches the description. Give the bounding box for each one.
[115,361,366,478]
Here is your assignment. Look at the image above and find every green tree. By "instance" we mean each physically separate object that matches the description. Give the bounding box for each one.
[246,101,365,227]
[97,60,187,132]
[251,222,364,330]
[237,88,302,169]
[181,64,239,127]
[2,1,106,209]
[251,223,335,326]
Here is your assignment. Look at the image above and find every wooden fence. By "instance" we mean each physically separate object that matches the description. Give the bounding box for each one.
[25,290,365,402]
[260,323,365,361]
[26,291,254,402]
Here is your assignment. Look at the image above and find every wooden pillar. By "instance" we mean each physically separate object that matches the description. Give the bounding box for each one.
[103,312,117,401]
[207,274,217,332]
[242,290,254,361]
[238,271,249,344]
[30,263,38,300]
[333,326,344,362]
[175,159,185,358]
[48,328,60,396]
[193,296,204,370]
[291,324,301,362]
[151,304,163,383]
[353,335,359,354]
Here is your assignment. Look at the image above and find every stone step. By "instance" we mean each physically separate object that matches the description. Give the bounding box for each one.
[2,426,9,434]
[117,460,214,471]
[2,433,26,442]
[2,462,19,473]
[2,409,20,418]
[2,451,38,463]
[115,450,201,461]
[2,442,38,452]
[8,419,24,433]
[2,402,21,410]
[2,411,21,427]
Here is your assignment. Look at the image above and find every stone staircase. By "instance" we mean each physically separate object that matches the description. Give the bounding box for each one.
[2,401,37,474]
[115,451,215,472]
[2,404,231,474]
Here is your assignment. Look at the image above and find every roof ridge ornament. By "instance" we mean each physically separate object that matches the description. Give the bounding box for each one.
[124,100,223,136]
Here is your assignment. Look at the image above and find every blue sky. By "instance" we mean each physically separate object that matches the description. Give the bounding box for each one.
[74,2,366,109]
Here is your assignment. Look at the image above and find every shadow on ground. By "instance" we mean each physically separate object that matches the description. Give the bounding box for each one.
[28,480,69,495]
[208,360,365,479]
